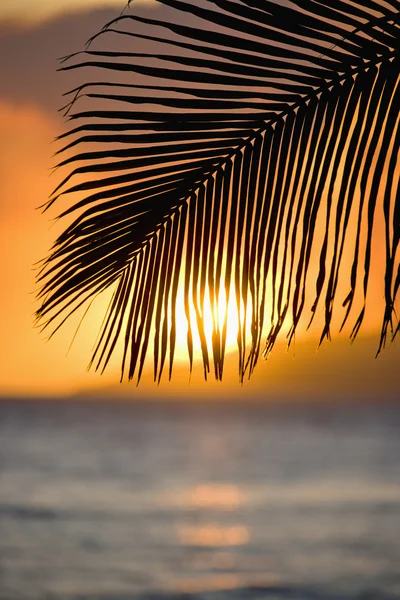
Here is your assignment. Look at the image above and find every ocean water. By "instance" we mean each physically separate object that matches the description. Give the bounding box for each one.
[0,399,399,600]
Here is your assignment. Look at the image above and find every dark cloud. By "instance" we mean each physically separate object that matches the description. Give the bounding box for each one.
[0,9,112,111]
[0,5,165,112]
[0,1,248,113]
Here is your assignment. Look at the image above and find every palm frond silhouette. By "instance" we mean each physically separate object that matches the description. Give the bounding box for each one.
[36,0,400,383]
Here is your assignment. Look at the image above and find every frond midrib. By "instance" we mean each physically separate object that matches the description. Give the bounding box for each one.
[123,46,399,262]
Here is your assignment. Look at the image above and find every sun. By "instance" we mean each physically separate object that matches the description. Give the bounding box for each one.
[172,281,253,363]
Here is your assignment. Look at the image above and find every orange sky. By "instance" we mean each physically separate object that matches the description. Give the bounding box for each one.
[0,1,398,401]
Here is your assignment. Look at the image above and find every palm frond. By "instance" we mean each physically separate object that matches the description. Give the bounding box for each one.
[36,0,400,383]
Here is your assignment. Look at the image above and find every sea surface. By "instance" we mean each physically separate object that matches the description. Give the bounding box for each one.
[0,398,399,600]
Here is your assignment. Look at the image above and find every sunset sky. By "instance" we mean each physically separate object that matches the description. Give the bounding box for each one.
[0,0,398,401]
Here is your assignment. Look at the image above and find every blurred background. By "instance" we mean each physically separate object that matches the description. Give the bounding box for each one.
[0,1,399,598]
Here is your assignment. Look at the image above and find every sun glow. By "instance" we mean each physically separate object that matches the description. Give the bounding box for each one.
[172,280,254,362]
[179,524,249,547]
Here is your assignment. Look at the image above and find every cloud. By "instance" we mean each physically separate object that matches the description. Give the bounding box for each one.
[0,8,121,111]
[0,1,156,26]
[0,1,201,112]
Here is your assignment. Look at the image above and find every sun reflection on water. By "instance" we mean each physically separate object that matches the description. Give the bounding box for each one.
[188,483,244,510]
[179,524,249,547]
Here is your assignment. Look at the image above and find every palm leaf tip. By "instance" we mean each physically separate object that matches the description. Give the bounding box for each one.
[36,0,400,383]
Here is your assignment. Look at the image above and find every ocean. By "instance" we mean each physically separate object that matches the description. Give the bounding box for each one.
[0,399,399,600]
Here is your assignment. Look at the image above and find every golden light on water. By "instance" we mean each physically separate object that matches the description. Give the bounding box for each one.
[179,524,249,547]
[175,483,249,551]
[188,484,243,510]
